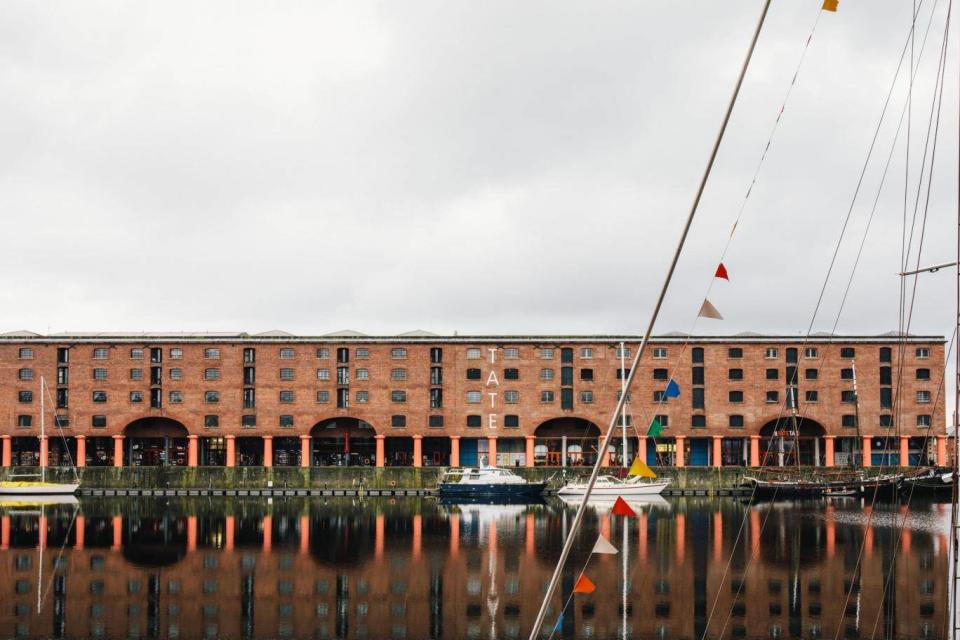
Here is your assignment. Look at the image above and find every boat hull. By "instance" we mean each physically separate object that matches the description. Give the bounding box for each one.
[438,482,546,498]
[743,475,902,500]
[0,482,80,496]
[556,480,670,497]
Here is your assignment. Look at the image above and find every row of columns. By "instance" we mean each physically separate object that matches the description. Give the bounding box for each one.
[0,433,953,469]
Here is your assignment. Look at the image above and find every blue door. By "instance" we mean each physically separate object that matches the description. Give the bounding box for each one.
[690,439,709,466]
[460,438,479,466]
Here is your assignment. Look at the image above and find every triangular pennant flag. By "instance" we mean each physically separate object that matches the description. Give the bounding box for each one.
[629,456,657,479]
[647,417,664,438]
[665,379,680,398]
[553,613,564,633]
[715,263,729,281]
[698,298,724,320]
[611,497,637,517]
[822,0,838,11]
[573,574,596,594]
[592,534,619,555]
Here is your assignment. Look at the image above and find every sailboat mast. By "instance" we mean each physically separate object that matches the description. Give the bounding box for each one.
[40,376,45,483]
[620,341,627,468]
[852,361,863,467]
[951,82,960,640]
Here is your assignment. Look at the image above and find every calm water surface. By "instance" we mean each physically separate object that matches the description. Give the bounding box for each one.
[0,496,950,639]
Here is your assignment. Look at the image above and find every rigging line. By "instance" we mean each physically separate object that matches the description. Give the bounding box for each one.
[545,544,600,640]
[526,3,774,637]
[42,378,79,483]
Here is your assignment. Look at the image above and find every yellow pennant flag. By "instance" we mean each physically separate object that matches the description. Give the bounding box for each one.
[628,456,657,479]
[822,0,838,11]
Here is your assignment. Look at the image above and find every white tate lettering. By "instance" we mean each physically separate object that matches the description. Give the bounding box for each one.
[488,414,498,429]
[488,348,497,363]
[488,392,497,408]
[486,371,500,386]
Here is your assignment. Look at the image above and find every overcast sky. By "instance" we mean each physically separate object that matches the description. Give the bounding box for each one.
[1,1,957,342]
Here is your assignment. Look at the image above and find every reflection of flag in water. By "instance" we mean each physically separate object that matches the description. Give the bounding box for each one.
[573,575,596,594]
[715,263,729,280]
[611,496,637,517]
[591,534,619,555]
[629,456,657,478]
[553,613,564,633]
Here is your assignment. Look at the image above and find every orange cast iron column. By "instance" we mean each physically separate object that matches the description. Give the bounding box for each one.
[76,435,86,467]
[487,436,498,466]
[525,436,535,468]
[899,435,910,467]
[113,435,124,468]
[375,435,385,468]
[675,436,685,468]
[1,435,11,467]
[263,436,273,468]
[936,435,948,466]
[749,436,760,467]
[300,435,311,468]
[712,436,722,468]
[187,435,198,467]
[450,436,460,467]
[861,436,872,468]
[39,435,48,468]
[225,435,236,468]
[823,436,835,468]
[413,436,423,468]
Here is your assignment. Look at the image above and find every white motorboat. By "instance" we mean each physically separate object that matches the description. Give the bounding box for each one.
[556,474,669,497]
[438,465,546,499]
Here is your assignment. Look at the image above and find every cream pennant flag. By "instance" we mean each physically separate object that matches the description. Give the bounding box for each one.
[591,534,619,555]
[698,298,724,320]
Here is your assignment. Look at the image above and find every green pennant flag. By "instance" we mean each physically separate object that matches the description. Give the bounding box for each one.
[647,417,664,438]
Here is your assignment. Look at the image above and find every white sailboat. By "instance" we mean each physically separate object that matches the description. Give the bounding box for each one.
[0,377,79,496]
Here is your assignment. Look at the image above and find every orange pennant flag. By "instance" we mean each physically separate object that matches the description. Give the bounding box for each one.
[715,263,729,280]
[611,496,637,517]
[822,0,838,11]
[573,575,596,594]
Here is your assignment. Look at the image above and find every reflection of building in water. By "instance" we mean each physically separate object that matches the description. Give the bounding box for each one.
[0,500,949,639]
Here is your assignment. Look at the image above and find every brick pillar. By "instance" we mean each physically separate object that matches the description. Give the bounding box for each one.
[861,436,872,467]
[487,436,498,466]
[749,436,760,467]
[375,435,385,468]
[263,436,273,468]
[412,435,423,468]
[450,436,461,467]
[76,435,86,468]
[112,435,124,468]
[1,435,11,467]
[675,436,685,468]
[187,435,198,467]
[75,516,85,550]
[524,436,535,468]
[936,435,948,467]
[225,435,236,468]
[300,435,311,468]
[899,435,910,467]
[39,435,49,468]
[823,436,835,468]
[711,436,722,468]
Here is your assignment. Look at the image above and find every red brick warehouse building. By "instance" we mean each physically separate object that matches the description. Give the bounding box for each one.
[0,331,949,470]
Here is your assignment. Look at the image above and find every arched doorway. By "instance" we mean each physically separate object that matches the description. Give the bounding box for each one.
[123,418,189,466]
[534,418,601,466]
[759,418,826,467]
[309,418,377,466]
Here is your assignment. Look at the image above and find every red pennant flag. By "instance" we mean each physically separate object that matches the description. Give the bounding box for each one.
[573,575,596,594]
[715,263,729,280]
[611,497,637,517]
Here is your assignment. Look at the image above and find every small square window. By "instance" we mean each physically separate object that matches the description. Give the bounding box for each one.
[766,391,779,403]
[729,391,744,403]
[356,390,369,403]
[916,347,930,359]
[728,348,743,358]
[391,415,406,428]
[169,348,183,359]
[169,368,183,381]
[805,368,818,380]
[466,415,481,428]
[729,415,744,428]
[916,368,930,380]
[504,390,519,403]
[93,347,109,360]
[92,415,107,428]
[316,348,330,359]
[169,391,183,403]
[92,368,108,380]
[540,390,555,403]
[504,415,519,428]
[242,415,257,428]
[279,348,295,359]
[129,368,143,381]
[805,390,818,402]
[579,391,593,403]
[504,368,519,380]
[356,368,369,380]
[540,368,554,381]
[651,347,665,359]
[355,348,369,359]
[842,414,857,428]
[840,347,855,358]
[18,348,33,359]
[728,368,743,380]
[204,415,219,428]
[917,414,931,427]
[391,348,407,359]
[653,368,669,380]
[880,414,894,427]
[279,390,294,403]
[391,390,407,403]
[129,391,143,403]
[279,368,295,380]
[92,390,108,403]
[692,415,706,428]
[580,348,593,358]
[804,347,818,358]
[204,391,220,403]
[764,348,778,359]
[766,368,778,380]
[17,415,32,428]
[279,415,294,428]
[204,348,220,359]
[540,347,554,359]
[504,348,519,359]
[916,390,931,404]
[17,391,32,403]
[204,368,220,380]
[316,390,330,403]
[466,348,481,359]
[391,368,407,381]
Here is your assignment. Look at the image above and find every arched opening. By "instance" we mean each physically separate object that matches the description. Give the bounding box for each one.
[759,418,826,467]
[309,418,377,466]
[123,418,189,466]
[534,418,601,466]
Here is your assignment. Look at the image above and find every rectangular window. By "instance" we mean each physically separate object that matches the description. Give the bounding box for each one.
[18,368,34,381]
[355,348,369,359]
[356,368,369,381]
[765,348,778,359]
[56,347,69,363]
[917,414,931,427]
[93,347,109,360]
[729,415,744,428]
[504,390,519,403]
[540,390,555,403]
[242,415,257,428]
[129,368,143,381]
[92,415,107,428]
[337,388,349,408]
[916,368,930,380]
[243,367,255,385]
[279,348,295,359]
[692,347,704,363]
[169,368,183,381]
[692,387,705,409]
[356,390,369,404]
[204,368,220,381]
[538,347,554,359]
[653,368,669,380]
[391,390,406,403]
[243,348,255,363]
[279,368,295,380]
[204,348,220,360]
[56,388,68,408]
[766,368,778,380]
[92,390,107,403]
[204,391,220,403]
[655,415,669,428]
[561,348,574,363]
[879,367,892,385]
[17,415,31,428]
[504,348,519,359]
[880,347,892,363]
[579,391,593,403]
[204,415,219,428]
[429,388,443,409]
[692,367,704,385]
[466,368,481,380]
[466,348,481,360]
[880,387,892,408]
[150,366,162,385]
[466,391,482,403]
[692,415,706,429]
[579,368,593,381]
[168,348,181,360]
[840,347,855,358]
[316,390,330,403]
[805,369,818,380]
[916,390,931,404]
[18,347,33,359]
[150,388,162,408]
[317,368,330,381]
[169,391,183,403]
[279,390,294,403]
[615,368,632,380]
[651,347,666,359]
[841,390,857,403]
[17,391,32,403]
[540,368,554,381]
[785,366,797,385]
[430,347,443,363]
[391,415,406,428]
[840,368,854,380]
[391,348,407,359]
[428,415,444,428]
[337,367,349,385]
[561,388,573,410]
[504,415,519,428]
[130,391,143,403]
[316,348,330,359]
[805,390,818,402]
[242,388,255,408]
[336,348,349,363]
[766,390,779,403]
[729,391,743,403]
[804,347,818,358]
[916,347,929,359]
[728,368,743,380]
[841,415,857,428]
[504,368,519,380]
[653,390,667,402]
[279,415,294,428]
[728,348,743,358]
[580,348,593,358]
[786,386,798,409]
[562,367,574,385]
[391,368,407,381]
[466,415,482,428]
[880,414,893,427]
[57,367,68,385]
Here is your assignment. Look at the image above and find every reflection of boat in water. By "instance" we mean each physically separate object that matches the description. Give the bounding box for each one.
[556,474,669,497]
[556,493,670,512]
[0,494,79,508]
[438,466,545,499]
[439,493,544,506]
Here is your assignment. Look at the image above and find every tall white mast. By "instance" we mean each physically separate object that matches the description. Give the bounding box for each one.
[40,376,45,483]
[620,341,627,468]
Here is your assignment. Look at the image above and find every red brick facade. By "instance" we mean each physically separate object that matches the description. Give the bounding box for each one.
[0,333,949,468]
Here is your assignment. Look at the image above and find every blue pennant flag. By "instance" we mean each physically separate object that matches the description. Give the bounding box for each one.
[665,379,681,398]
[553,613,564,633]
